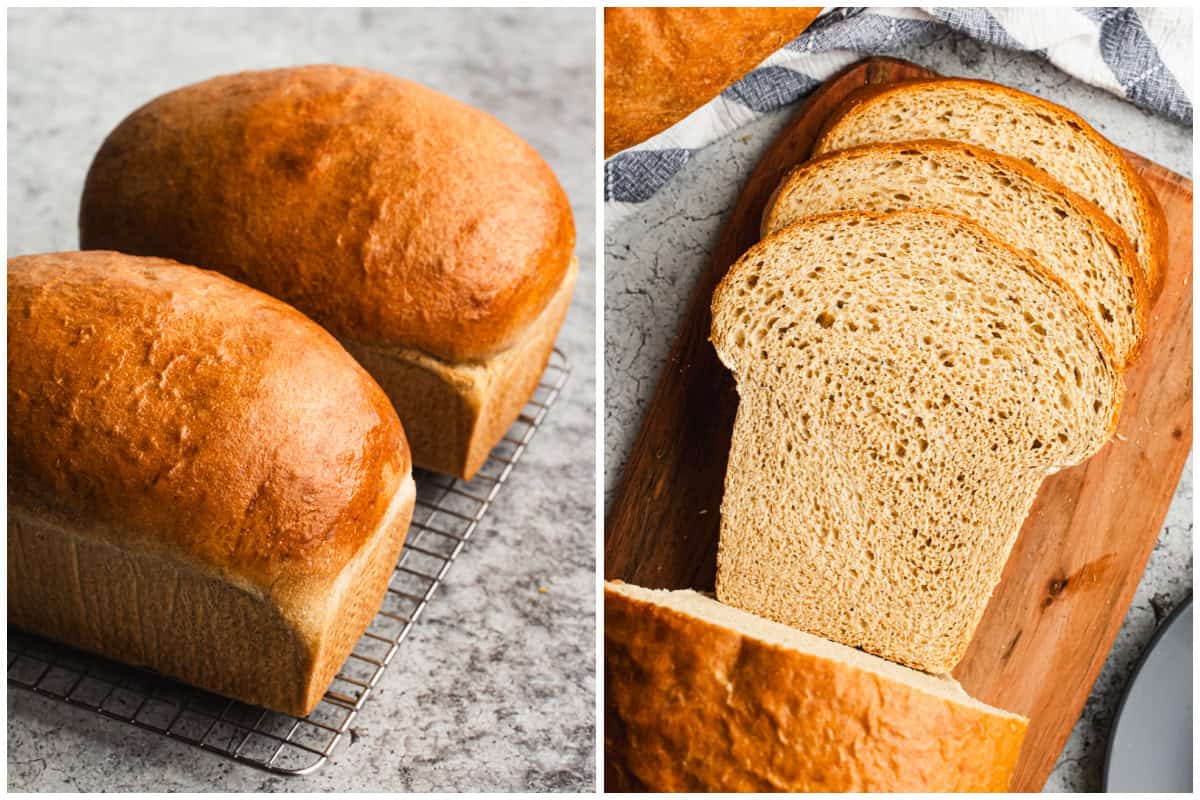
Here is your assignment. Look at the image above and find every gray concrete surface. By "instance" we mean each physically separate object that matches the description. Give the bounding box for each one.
[7,7,595,792]
[604,30,1192,793]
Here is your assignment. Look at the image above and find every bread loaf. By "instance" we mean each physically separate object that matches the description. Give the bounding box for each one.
[605,581,1028,792]
[79,64,576,479]
[8,250,416,716]
[764,139,1148,366]
[812,78,1168,298]
[710,211,1123,673]
[604,7,823,156]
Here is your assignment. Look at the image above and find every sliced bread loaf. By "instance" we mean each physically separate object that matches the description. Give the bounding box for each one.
[605,581,1029,792]
[710,210,1123,673]
[812,78,1167,298]
[764,140,1147,367]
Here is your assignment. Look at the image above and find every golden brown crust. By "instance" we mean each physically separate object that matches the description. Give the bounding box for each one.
[344,257,577,478]
[812,77,1168,298]
[604,7,822,157]
[7,250,410,593]
[79,64,575,362]
[765,138,1151,368]
[604,583,1028,792]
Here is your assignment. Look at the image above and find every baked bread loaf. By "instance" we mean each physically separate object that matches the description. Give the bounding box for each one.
[604,7,822,156]
[79,64,577,479]
[8,250,416,716]
[605,581,1028,792]
[811,78,1168,298]
[764,139,1148,367]
[710,211,1123,673]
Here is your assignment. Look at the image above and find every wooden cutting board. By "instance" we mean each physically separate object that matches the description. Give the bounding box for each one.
[604,57,1193,791]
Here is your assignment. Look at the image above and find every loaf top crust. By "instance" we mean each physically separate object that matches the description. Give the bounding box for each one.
[812,77,1168,299]
[605,582,1027,792]
[603,7,822,157]
[79,64,576,363]
[8,251,410,596]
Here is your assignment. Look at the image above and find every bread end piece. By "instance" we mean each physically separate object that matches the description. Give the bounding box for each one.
[605,581,1028,792]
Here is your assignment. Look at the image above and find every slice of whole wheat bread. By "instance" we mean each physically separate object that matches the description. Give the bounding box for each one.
[764,139,1147,367]
[812,78,1167,299]
[710,210,1123,673]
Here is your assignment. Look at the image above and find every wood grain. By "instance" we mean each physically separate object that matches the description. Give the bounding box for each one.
[604,57,1193,791]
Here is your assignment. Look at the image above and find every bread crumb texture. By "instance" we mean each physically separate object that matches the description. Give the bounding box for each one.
[813,79,1166,297]
[711,211,1122,673]
[766,140,1147,367]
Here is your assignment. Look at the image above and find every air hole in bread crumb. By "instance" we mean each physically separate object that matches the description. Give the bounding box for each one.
[1032,439,1043,450]
[1032,323,1047,336]
[816,312,835,328]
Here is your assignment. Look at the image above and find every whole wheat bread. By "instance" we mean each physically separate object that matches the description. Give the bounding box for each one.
[605,581,1028,792]
[764,140,1147,367]
[710,210,1123,673]
[812,78,1168,298]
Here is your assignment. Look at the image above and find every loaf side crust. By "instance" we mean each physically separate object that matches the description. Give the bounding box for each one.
[301,474,416,714]
[811,77,1168,299]
[8,475,414,716]
[604,583,1028,792]
[343,257,577,479]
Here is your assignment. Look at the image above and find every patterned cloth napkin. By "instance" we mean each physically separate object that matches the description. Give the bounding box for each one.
[604,7,1193,220]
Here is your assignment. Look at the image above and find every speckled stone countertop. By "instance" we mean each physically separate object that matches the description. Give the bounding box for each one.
[604,32,1192,794]
[7,8,595,792]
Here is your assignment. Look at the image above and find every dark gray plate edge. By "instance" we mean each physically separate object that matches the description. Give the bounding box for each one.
[1102,593,1193,793]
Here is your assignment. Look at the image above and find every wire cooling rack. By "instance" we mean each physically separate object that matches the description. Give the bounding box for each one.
[7,349,570,775]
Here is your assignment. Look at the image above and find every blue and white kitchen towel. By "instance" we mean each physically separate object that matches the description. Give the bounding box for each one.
[604,7,1193,220]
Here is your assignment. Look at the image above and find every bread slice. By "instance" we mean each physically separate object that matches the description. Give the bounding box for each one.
[710,211,1123,673]
[764,140,1147,367]
[812,78,1168,298]
[605,581,1028,792]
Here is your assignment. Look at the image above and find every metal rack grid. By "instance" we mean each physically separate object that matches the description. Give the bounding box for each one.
[7,348,570,776]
